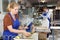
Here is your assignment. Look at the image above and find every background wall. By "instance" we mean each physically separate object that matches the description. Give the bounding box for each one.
[0,0,4,37]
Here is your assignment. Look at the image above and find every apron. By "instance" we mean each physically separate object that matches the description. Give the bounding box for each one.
[3,13,20,40]
[42,12,51,28]
[42,12,51,38]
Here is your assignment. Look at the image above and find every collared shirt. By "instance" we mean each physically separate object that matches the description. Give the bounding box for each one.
[10,12,16,20]
[3,13,19,30]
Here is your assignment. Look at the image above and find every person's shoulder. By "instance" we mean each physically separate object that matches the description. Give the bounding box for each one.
[4,13,10,19]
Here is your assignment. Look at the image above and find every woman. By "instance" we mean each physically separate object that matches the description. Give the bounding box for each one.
[41,6,50,28]
[3,2,31,40]
[41,7,51,40]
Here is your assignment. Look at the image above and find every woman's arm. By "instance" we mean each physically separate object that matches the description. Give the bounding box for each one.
[7,25,31,37]
[7,25,25,34]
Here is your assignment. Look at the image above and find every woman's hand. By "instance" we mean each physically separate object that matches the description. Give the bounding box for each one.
[19,26,28,30]
[22,30,31,37]
[23,32,31,37]
[24,26,28,29]
[18,30,31,37]
[19,26,24,30]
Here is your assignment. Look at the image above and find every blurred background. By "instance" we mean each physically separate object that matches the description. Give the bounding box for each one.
[0,0,60,40]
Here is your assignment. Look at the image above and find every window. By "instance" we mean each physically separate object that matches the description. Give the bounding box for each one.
[2,0,15,12]
[2,0,9,12]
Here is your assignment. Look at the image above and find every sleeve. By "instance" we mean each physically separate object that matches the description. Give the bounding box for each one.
[4,15,12,27]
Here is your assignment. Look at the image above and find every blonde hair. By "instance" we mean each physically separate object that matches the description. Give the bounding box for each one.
[7,2,19,12]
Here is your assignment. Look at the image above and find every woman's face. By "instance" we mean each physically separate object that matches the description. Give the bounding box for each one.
[11,6,19,14]
[43,8,48,12]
